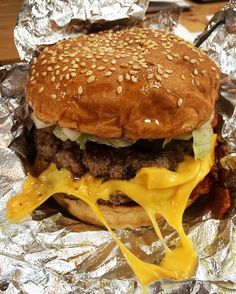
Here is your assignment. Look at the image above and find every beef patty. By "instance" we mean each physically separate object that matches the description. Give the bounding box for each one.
[34,128,193,205]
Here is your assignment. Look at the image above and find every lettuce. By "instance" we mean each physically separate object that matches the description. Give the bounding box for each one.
[53,127,135,150]
[53,127,68,142]
[53,122,213,159]
[162,120,213,160]
[192,120,213,160]
[76,134,135,150]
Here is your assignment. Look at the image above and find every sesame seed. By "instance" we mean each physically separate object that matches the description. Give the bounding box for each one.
[47,66,53,71]
[128,61,134,65]
[172,53,179,58]
[71,72,76,77]
[78,86,83,95]
[35,73,39,77]
[130,70,138,75]
[181,74,185,80]
[41,60,47,65]
[51,94,56,99]
[163,74,169,79]
[177,98,183,107]
[148,73,154,80]
[72,64,79,68]
[80,68,87,74]
[132,65,141,70]
[97,66,105,71]
[109,67,116,71]
[55,83,59,89]
[87,75,95,83]
[192,79,195,86]
[31,80,36,84]
[117,86,122,94]
[55,65,60,69]
[63,66,68,72]
[118,75,123,82]
[51,76,56,82]
[156,75,162,81]
[76,58,80,62]
[183,56,190,61]
[39,87,44,93]
[120,63,129,68]
[29,76,34,81]
[85,70,93,76]
[80,62,86,67]
[165,69,172,74]
[201,70,207,75]
[65,73,70,80]
[211,66,216,71]
[141,63,148,68]
[167,55,173,61]
[195,79,200,86]
[125,73,131,80]
[111,59,116,65]
[157,68,163,74]
[105,71,112,77]
[190,59,197,64]
[193,68,198,75]
[131,76,138,83]
[91,64,96,69]
[42,72,47,76]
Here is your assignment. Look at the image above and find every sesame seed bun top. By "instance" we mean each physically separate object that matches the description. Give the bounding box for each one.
[26,27,220,139]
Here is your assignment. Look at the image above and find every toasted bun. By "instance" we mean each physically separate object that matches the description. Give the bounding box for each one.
[27,28,220,139]
[53,194,196,229]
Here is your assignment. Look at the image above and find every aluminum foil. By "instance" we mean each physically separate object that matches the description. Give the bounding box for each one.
[0,0,236,293]
[195,0,236,170]
[14,0,149,62]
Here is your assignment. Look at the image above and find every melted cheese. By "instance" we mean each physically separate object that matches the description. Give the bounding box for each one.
[7,135,216,292]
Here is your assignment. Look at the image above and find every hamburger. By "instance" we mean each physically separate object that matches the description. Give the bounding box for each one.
[7,27,224,286]
[7,28,221,229]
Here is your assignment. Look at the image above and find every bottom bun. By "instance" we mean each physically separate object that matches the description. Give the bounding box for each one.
[53,194,196,229]
[53,194,163,229]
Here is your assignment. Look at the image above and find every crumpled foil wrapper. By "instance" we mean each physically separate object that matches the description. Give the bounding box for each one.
[0,1,236,293]
[14,0,149,62]
[195,0,236,170]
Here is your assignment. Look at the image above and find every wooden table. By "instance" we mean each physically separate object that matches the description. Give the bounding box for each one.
[0,0,227,65]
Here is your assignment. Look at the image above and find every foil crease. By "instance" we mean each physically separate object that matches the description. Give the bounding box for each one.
[14,0,149,62]
[0,1,236,293]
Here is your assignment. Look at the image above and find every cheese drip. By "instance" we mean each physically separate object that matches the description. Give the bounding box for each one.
[7,135,216,291]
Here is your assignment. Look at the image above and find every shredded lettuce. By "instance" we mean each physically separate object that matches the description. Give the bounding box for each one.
[192,120,213,160]
[53,127,68,142]
[162,120,213,160]
[53,122,213,159]
[53,127,135,149]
